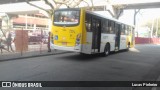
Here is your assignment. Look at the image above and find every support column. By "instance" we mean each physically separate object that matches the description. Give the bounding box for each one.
[1,13,13,39]
[106,4,124,19]
[25,14,28,30]
[113,7,124,19]
[34,24,36,30]
[1,14,9,30]
[1,13,18,40]
[2,14,15,29]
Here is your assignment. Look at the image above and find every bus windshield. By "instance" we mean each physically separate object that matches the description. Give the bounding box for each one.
[54,10,80,26]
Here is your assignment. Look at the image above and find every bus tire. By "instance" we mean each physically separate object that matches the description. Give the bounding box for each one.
[102,44,110,56]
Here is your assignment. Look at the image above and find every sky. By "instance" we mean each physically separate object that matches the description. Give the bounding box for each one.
[119,8,160,25]
[110,0,160,25]
[111,0,160,4]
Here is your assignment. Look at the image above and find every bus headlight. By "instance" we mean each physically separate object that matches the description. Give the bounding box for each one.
[75,33,81,46]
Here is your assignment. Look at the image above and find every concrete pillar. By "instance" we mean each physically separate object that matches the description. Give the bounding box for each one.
[34,24,36,30]
[1,13,17,40]
[25,14,28,30]
[106,4,124,19]
[48,19,52,31]
[1,14,10,30]
[113,8,123,19]
[1,13,15,35]
[2,14,18,30]
[105,3,115,17]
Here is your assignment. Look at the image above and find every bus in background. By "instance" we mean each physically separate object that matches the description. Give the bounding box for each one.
[50,8,134,56]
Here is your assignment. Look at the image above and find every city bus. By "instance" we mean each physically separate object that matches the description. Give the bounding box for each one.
[50,8,134,56]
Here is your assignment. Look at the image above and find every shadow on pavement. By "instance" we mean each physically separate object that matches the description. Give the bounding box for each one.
[55,53,103,61]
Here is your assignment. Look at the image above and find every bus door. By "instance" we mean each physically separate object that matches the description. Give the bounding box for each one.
[91,18,101,53]
[115,24,121,51]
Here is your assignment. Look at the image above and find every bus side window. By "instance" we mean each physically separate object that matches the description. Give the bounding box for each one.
[121,24,125,35]
[128,26,131,35]
[110,21,115,34]
[85,14,91,32]
[125,26,128,35]
[102,19,108,33]
[102,20,105,33]
[115,23,119,34]
[108,21,112,34]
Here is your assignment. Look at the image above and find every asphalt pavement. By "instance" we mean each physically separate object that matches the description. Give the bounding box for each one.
[0,44,160,90]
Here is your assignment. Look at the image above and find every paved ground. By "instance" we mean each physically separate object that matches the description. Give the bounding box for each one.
[0,44,68,61]
[0,44,48,55]
[0,44,160,90]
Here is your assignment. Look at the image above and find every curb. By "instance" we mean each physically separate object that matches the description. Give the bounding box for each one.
[0,51,71,62]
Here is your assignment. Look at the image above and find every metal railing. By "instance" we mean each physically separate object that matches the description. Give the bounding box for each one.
[0,28,50,58]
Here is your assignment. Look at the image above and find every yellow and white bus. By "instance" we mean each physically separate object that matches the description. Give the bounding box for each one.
[50,8,134,56]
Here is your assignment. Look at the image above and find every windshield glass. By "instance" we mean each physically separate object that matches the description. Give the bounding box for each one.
[54,10,80,26]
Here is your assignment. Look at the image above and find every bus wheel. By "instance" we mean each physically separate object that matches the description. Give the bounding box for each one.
[102,44,110,56]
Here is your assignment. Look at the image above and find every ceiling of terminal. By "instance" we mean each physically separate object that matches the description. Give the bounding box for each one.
[0,0,38,4]
[0,0,160,15]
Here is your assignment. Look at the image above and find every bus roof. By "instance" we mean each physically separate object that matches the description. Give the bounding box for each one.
[54,8,80,11]
[86,10,134,27]
[54,8,134,27]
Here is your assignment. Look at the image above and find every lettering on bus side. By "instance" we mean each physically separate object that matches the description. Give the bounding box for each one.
[103,36,108,39]
[121,37,126,40]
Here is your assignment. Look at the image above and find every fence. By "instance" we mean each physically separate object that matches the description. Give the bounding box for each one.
[135,37,160,44]
[0,29,52,60]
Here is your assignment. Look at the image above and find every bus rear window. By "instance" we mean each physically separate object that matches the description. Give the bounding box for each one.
[54,10,80,26]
